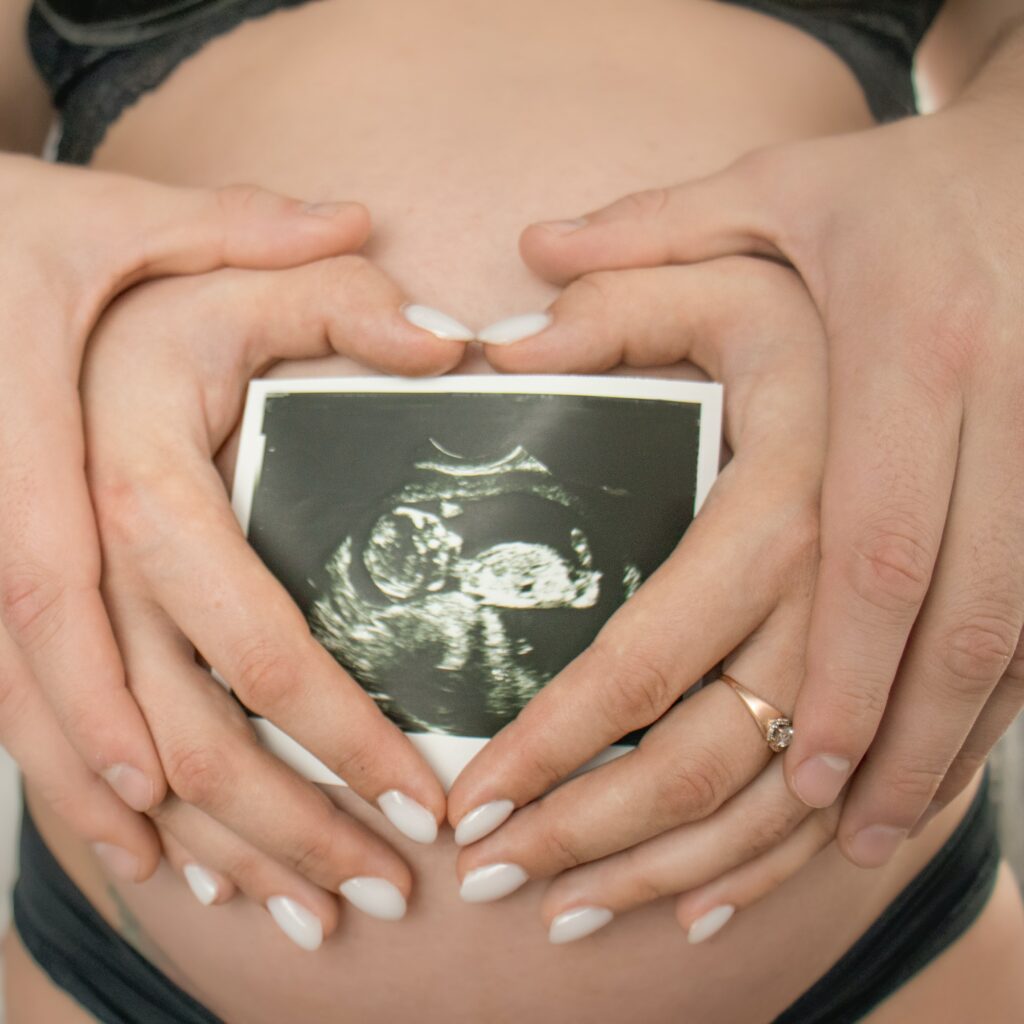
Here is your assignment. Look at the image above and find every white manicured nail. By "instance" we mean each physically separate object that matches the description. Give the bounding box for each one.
[477,312,552,346]
[339,877,407,921]
[454,799,515,846]
[267,896,323,951]
[459,863,529,903]
[401,303,474,341]
[688,904,736,945]
[183,864,220,907]
[548,905,614,944]
[377,790,438,844]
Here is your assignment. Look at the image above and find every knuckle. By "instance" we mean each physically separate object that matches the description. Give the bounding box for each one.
[622,186,672,221]
[332,253,381,295]
[0,566,66,648]
[934,615,1019,697]
[741,811,798,861]
[541,822,584,871]
[774,501,821,589]
[620,850,672,904]
[230,639,297,715]
[216,183,272,217]
[886,751,947,802]
[842,520,935,615]
[508,734,571,795]
[818,667,890,724]
[653,748,731,824]
[585,638,676,731]
[165,743,231,807]
[91,470,165,558]
[221,847,263,886]
[289,825,339,880]
[945,748,988,792]
[325,730,379,787]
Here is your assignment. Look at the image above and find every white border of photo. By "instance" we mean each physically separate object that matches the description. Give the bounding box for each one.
[230,374,723,791]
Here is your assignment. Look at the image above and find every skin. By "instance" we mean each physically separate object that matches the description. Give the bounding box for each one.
[4,0,1024,1019]
[448,10,1024,911]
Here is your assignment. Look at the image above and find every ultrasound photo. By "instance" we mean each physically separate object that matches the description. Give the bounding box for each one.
[232,377,722,749]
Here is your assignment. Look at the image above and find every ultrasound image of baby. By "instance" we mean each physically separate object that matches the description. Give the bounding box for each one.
[310,442,643,737]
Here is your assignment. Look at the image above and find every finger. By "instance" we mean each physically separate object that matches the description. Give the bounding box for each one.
[674,802,841,944]
[0,360,169,811]
[112,590,415,920]
[785,349,963,816]
[59,166,376,308]
[516,148,803,286]
[158,827,237,907]
[153,799,337,952]
[922,631,1024,827]
[455,604,804,897]
[832,401,1024,864]
[540,758,816,944]
[0,623,161,881]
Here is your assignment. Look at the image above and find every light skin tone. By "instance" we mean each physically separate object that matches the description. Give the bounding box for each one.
[0,0,1019,970]
[444,11,1024,940]
[78,258,465,934]
[0,153,461,888]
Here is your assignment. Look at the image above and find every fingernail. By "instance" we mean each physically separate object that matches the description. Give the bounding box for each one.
[377,790,438,844]
[454,799,515,846]
[549,905,614,944]
[539,217,588,235]
[401,303,475,341]
[792,755,851,808]
[183,863,220,906]
[339,877,407,921]
[687,904,736,945]
[910,801,943,839]
[267,895,323,951]
[477,312,552,346]
[848,825,908,868]
[91,842,141,882]
[302,200,352,218]
[460,863,529,903]
[102,763,155,813]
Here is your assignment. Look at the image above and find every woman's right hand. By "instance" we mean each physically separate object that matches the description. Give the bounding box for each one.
[79,256,467,948]
[0,153,381,867]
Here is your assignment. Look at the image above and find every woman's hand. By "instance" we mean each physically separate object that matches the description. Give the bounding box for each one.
[445,257,831,943]
[80,255,467,947]
[508,28,1024,869]
[0,153,378,867]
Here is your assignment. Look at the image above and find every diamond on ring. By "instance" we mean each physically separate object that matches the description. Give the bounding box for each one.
[766,718,794,753]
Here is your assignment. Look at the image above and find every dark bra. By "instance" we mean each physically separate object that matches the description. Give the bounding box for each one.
[29,0,944,165]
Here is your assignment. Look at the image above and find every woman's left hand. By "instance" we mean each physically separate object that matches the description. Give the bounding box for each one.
[446,256,833,943]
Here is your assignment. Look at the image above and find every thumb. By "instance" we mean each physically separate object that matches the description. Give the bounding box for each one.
[107,179,372,284]
[519,147,793,286]
[38,159,374,313]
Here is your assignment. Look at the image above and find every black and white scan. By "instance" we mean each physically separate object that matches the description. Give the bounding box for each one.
[238,382,717,740]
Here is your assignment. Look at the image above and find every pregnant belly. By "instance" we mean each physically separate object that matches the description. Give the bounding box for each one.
[35,3,971,1022]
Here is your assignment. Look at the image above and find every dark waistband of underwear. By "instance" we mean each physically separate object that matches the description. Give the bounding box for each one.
[12,772,1000,1024]
[27,0,943,166]
[13,798,221,1024]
